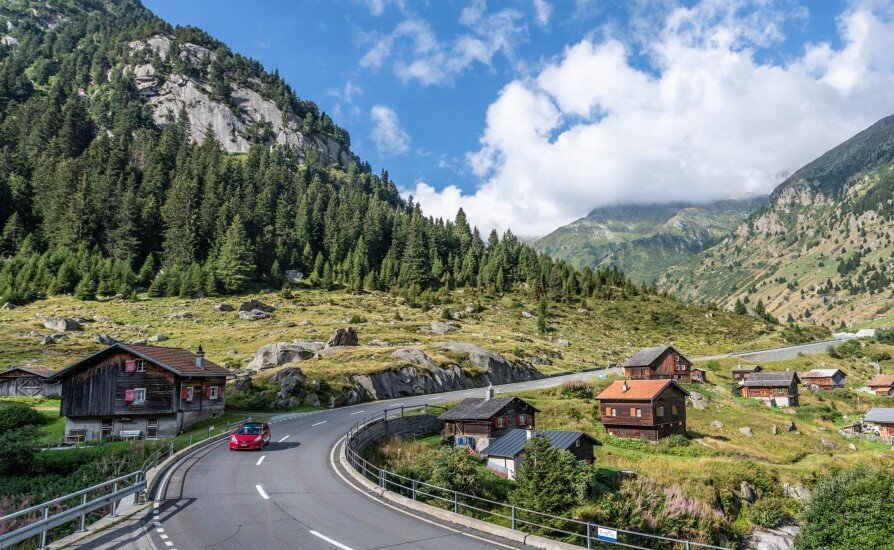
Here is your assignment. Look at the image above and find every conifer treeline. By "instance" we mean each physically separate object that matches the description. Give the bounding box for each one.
[0,0,650,304]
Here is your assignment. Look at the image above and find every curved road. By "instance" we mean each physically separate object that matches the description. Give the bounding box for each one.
[72,337,854,550]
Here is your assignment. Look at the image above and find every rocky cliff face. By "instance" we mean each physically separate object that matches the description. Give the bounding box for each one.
[350,342,545,400]
[125,35,352,164]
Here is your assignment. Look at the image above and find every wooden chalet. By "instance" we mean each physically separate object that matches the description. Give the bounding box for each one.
[438,388,538,452]
[800,368,846,390]
[863,408,894,438]
[690,368,707,384]
[596,379,689,441]
[731,365,762,382]
[483,429,597,479]
[0,366,61,397]
[867,375,894,396]
[50,343,231,441]
[620,346,692,382]
[741,371,800,407]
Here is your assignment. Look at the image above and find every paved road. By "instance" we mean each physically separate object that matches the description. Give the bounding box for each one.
[695,335,857,363]
[74,337,854,550]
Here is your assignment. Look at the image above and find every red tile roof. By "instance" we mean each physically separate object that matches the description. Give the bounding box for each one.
[596,379,688,400]
[51,343,231,379]
[868,375,894,387]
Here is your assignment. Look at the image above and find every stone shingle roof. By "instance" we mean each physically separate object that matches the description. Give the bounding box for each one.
[483,429,595,458]
[439,397,536,421]
[865,408,894,424]
[741,371,800,387]
[801,368,844,379]
[621,346,673,368]
[0,366,56,378]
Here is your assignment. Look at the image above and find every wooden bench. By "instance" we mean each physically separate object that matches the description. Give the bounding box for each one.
[120,430,142,440]
[64,429,87,444]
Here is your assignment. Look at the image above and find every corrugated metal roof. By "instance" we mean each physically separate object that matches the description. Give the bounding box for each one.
[741,371,800,387]
[865,408,894,424]
[801,369,844,379]
[439,397,538,421]
[483,429,594,458]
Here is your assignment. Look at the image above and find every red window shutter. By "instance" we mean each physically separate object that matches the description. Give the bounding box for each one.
[125,389,135,402]
[205,386,212,398]
[181,387,189,400]
[125,360,136,373]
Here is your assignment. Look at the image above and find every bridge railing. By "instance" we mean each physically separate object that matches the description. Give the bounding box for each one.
[345,407,728,550]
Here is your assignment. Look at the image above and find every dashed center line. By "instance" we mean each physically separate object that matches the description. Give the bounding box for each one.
[349,410,365,415]
[256,485,270,500]
[311,421,327,426]
[256,455,266,466]
[278,435,290,442]
[309,530,355,550]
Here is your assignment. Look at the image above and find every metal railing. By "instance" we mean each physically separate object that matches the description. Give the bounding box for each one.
[345,408,727,550]
[0,416,263,549]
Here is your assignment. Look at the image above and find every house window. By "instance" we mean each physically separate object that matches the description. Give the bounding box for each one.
[185,386,194,402]
[657,406,665,417]
[629,407,642,418]
[610,408,617,417]
[495,416,508,428]
[136,360,147,372]
[209,386,219,400]
[672,405,678,415]
[101,418,113,438]
[133,388,146,404]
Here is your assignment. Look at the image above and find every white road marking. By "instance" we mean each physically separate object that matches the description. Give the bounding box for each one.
[156,528,165,533]
[159,534,168,539]
[152,510,159,515]
[278,435,290,442]
[309,530,355,550]
[256,455,266,466]
[428,397,442,401]
[349,411,365,415]
[164,543,174,548]
[256,485,270,500]
[311,421,327,426]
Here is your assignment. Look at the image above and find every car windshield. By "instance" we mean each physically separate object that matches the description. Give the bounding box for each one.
[237,424,263,435]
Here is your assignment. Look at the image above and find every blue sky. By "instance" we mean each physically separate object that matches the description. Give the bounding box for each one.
[143,0,894,237]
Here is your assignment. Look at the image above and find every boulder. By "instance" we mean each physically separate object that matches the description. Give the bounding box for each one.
[688,390,708,410]
[309,380,321,393]
[273,367,306,397]
[304,393,321,407]
[213,302,235,312]
[169,311,193,319]
[368,338,390,347]
[130,339,147,345]
[771,425,779,435]
[391,348,436,370]
[787,421,797,432]
[848,442,857,450]
[521,311,534,319]
[429,321,457,335]
[740,481,756,504]
[739,426,754,437]
[233,376,253,393]
[326,327,358,347]
[93,333,117,345]
[299,320,313,326]
[0,302,15,310]
[248,343,320,371]
[238,299,275,313]
[710,420,723,429]
[193,291,205,299]
[149,333,169,343]
[287,397,302,408]
[820,438,838,449]
[41,333,68,345]
[43,317,83,332]
[238,309,271,321]
[782,482,811,504]
[284,270,304,284]
[555,339,570,347]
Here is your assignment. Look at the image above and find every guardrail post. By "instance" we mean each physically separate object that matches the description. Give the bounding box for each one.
[511,506,516,530]
[168,441,174,457]
[586,523,591,549]
[685,542,690,550]
[110,482,118,517]
[39,506,49,549]
[77,493,88,531]
[189,433,193,446]
[453,490,458,513]
[412,480,417,500]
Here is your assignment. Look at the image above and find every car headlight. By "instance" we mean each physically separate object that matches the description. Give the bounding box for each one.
[253,435,263,442]
[230,436,238,443]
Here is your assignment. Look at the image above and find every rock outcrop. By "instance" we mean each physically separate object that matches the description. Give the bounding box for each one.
[238,309,271,321]
[247,341,323,371]
[43,317,83,332]
[326,327,358,347]
[351,342,544,400]
[239,299,274,312]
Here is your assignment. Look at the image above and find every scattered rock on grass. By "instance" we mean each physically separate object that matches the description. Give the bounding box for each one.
[238,309,271,321]
[43,317,83,332]
[710,420,723,429]
[213,302,235,312]
[688,390,708,410]
[326,327,358,347]
[739,426,754,437]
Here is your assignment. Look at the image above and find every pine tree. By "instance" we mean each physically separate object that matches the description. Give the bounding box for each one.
[734,298,747,315]
[510,436,585,531]
[216,215,255,293]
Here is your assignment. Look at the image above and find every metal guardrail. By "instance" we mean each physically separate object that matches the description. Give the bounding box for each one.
[0,416,263,549]
[345,407,727,550]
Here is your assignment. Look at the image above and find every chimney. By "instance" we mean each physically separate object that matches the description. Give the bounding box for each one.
[526,428,533,440]
[196,345,205,370]
[621,381,629,393]
[485,384,494,401]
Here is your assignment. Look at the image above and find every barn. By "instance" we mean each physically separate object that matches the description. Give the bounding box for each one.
[0,366,61,397]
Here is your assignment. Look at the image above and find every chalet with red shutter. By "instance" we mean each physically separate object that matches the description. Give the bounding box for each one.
[621,346,692,382]
[438,387,538,452]
[50,343,231,441]
[596,379,689,441]
[867,375,894,396]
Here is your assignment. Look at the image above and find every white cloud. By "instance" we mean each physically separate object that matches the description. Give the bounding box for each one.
[359,3,526,86]
[370,105,411,156]
[411,0,894,238]
[360,0,405,17]
[533,0,552,26]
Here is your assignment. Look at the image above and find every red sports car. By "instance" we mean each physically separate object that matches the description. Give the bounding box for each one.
[229,422,271,451]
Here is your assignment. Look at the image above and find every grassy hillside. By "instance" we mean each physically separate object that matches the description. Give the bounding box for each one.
[0,287,789,387]
[534,199,764,284]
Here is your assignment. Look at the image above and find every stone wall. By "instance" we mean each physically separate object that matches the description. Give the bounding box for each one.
[348,413,443,455]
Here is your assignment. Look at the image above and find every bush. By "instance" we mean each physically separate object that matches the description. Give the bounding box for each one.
[348,314,367,324]
[875,328,894,345]
[0,428,37,476]
[748,497,787,528]
[796,465,894,549]
[828,339,862,359]
[0,404,48,435]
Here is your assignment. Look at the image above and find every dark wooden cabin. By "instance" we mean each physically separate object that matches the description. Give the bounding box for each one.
[800,368,846,390]
[0,366,61,397]
[438,388,538,452]
[690,368,707,383]
[731,364,762,382]
[483,429,597,479]
[741,371,800,407]
[597,379,689,441]
[621,346,692,382]
[50,343,231,441]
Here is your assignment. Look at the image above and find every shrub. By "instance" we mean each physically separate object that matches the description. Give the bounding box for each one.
[0,429,37,476]
[876,328,894,345]
[796,465,894,549]
[0,404,48,435]
[748,497,787,528]
[348,314,367,324]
